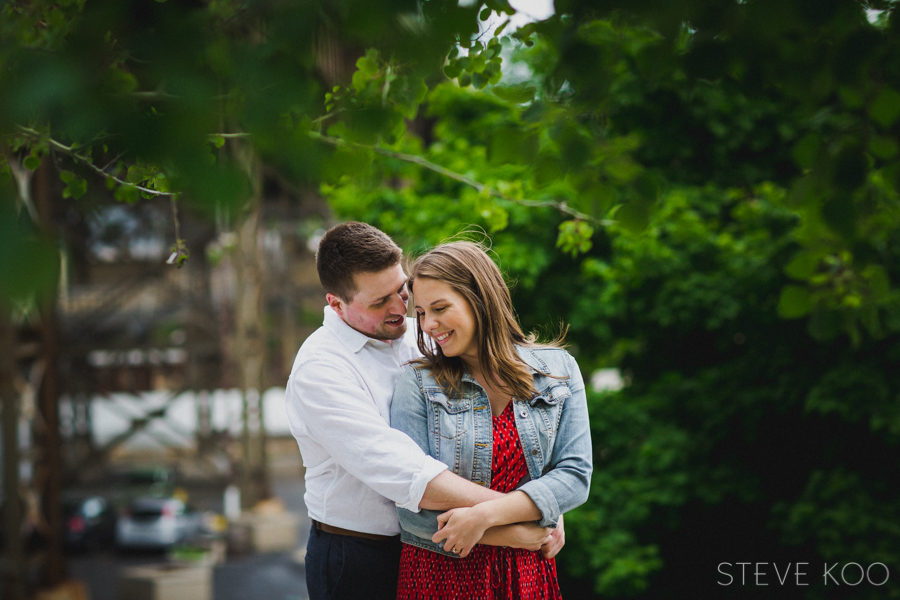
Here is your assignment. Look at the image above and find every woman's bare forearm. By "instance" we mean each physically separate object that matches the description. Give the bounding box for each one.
[479,523,551,550]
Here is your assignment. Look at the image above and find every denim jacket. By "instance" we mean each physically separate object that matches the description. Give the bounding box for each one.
[390,345,593,558]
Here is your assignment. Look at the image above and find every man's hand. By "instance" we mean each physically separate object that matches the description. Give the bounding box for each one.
[540,513,565,559]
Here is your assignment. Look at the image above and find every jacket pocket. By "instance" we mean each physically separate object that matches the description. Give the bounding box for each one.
[424,388,470,440]
[531,383,570,433]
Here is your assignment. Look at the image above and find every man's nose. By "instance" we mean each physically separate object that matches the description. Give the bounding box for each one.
[389,293,407,314]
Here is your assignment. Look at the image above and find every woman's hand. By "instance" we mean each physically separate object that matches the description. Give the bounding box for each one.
[432,506,490,558]
[540,513,565,559]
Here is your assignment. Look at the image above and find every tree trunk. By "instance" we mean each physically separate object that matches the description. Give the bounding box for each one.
[232,141,269,508]
[0,302,25,600]
[33,159,64,588]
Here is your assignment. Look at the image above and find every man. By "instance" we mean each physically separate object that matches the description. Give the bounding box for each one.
[285,222,562,600]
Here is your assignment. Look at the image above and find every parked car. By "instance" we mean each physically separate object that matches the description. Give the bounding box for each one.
[115,496,203,550]
[63,495,116,552]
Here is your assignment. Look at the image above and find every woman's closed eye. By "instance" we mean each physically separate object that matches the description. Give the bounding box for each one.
[417,306,447,316]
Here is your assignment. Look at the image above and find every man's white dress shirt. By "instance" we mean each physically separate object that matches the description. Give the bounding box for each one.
[285,306,447,536]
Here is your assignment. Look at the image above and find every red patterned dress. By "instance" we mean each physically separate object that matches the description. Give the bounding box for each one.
[397,402,562,599]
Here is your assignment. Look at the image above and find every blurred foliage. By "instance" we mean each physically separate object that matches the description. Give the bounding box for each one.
[3,0,900,598]
[315,2,900,599]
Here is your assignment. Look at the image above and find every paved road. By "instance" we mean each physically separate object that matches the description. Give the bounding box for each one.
[67,477,312,600]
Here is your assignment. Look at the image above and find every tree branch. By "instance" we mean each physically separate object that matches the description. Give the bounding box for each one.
[16,126,173,197]
[310,132,610,225]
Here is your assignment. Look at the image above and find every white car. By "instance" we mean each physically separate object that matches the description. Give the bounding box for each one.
[115,497,203,549]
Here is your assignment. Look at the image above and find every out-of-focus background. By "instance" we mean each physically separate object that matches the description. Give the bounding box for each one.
[2,1,900,599]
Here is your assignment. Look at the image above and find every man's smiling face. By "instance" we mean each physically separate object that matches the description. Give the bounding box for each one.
[328,263,410,341]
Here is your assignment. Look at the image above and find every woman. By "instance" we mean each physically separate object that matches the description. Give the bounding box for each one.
[391,241,592,599]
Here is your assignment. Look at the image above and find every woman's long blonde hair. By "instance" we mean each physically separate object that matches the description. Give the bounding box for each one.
[409,241,565,401]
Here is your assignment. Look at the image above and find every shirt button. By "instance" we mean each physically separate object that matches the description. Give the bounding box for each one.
[519,409,527,418]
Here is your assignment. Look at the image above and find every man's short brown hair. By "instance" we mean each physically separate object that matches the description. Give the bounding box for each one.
[316,222,403,301]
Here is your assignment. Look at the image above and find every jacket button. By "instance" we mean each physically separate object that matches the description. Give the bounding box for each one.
[519,409,527,418]
[531,449,539,456]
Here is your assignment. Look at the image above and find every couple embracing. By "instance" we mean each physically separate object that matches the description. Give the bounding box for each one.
[285,222,592,600]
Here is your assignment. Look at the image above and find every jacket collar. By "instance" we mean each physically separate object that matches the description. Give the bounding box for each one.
[459,345,551,387]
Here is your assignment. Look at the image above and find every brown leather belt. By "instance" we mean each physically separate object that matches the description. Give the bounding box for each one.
[312,520,398,542]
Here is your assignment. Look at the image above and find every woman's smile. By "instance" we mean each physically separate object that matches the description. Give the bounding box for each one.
[433,330,452,344]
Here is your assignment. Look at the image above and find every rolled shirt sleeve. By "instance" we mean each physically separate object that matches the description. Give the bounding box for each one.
[286,356,446,513]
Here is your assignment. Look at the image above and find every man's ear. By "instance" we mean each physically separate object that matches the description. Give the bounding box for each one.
[326,293,344,316]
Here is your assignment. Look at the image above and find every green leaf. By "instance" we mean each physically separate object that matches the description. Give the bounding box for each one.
[777,285,812,319]
[63,176,87,199]
[414,78,428,104]
[784,251,821,281]
[444,62,461,79]
[604,156,641,184]
[471,53,487,73]
[356,54,378,77]
[127,165,145,184]
[615,201,650,232]
[114,184,141,204]
[103,66,138,94]
[491,84,535,104]
[869,136,898,160]
[557,220,594,256]
[534,156,564,188]
[0,203,58,304]
[838,85,864,109]
[791,134,821,170]
[862,265,890,302]
[23,155,41,171]
[487,127,539,165]
[870,87,900,128]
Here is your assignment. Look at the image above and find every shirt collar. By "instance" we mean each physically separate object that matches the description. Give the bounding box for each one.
[323,306,380,354]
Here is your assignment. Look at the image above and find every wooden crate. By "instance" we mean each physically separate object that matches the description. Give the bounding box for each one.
[118,564,212,600]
